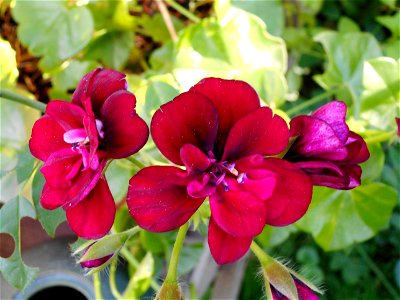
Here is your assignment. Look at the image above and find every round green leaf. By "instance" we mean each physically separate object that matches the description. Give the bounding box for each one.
[297,184,397,251]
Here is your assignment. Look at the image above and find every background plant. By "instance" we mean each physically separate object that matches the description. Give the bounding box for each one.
[0,0,399,299]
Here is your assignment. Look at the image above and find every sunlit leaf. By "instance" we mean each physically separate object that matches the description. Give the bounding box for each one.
[297,184,397,251]
[359,57,400,130]
[12,1,94,71]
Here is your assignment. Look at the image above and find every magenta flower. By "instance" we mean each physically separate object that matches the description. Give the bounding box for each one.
[396,117,400,137]
[285,101,369,190]
[127,78,312,264]
[29,68,149,239]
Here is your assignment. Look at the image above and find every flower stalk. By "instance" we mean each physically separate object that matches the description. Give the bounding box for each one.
[0,89,46,112]
[165,222,189,283]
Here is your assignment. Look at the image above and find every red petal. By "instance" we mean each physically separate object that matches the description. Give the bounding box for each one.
[45,100,85,131]
[210,178,268,237]
[151,92,218,165]
[40,183,69,210]
[289,116,348,161]
[261,158,313,226]
[72,68,127,114]
[180,144,211,175]
[208,217,252,265]
[40,149,82,189]
[127,166,204,232]
[312,101,349,143]
[29,115,68,161]
[66,177,115,239]
[190,78,260,157]
[222,107,289,161]
[100,90,149,159]
[344,132,369,163]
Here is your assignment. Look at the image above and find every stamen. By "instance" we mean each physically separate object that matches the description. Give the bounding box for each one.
[222,181,229,192]
[95,119,105,139]
[237,173,247,184]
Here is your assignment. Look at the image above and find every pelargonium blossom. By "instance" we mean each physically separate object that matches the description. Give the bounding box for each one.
[284,101,369,190]
[127,78,312,264]
[29,68,149,239]
[270,276,319,300]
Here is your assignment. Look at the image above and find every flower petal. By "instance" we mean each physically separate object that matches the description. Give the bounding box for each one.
[72,68,127,114]
[208,217,252,265]
[100,90,149,159]
[210,178,268,237]
[190,78,260,157]
[40,148,82,188]
[344,132,369,163]
[29,115,68,161]
[151,92,218,165]
[127,166,204,232]
[261,158,313,226]
[187,174,216,198]
[45,100,86,131]
[289,116,348,161]
[66,177,115,239]
[222,107,289,161]
[40,183,69,210]
[180,144,211,175]
[311,101,349,143]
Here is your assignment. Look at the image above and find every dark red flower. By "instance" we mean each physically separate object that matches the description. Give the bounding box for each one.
[285,101,369,190]
[29,68,149,239]
[396,117,400,137]
[127,78,312,264]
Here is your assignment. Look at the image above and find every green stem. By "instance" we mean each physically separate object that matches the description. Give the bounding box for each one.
[125,156,145,169]
[165,222,189,283]
[0,89,46,112]
[250,241,271,265]
[120,247,161,291]
[93,272,103,300]
[109,259,123,299]
[364,131,396,144]
[356,246,400,299]
[286,89,337,117]
[164,0,201,23]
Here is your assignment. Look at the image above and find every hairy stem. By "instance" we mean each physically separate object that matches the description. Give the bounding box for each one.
[93,272,103,300]
[165,222,189,283]
[0,89,46,112]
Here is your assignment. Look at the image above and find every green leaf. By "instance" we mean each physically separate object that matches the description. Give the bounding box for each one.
[177,243,203,276]
[360,57,400,130]
[144,81,180,119]
[140,230,174,254]
[124,252,154,299]
[338,17,360,33]
[12,1,94,71]
[297,184,397,251]
[152,7,288,107]
[137,14,184,43]
[360,142,385,183]
[256,225,298,249]
[313,31,382,106]
[106,160,137,202]
[232,0,284,36]
[0,38,18,88]
[0,196,39,291]
[32,170,65,237]
[85,30,133,70]
[376,12,400,38]
[49,59,99,99]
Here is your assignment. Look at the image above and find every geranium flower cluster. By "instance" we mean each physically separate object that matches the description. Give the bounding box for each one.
[30,70,369,265]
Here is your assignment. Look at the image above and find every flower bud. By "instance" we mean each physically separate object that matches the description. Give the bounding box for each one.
[79,244,114,269]
[155,281,184,300]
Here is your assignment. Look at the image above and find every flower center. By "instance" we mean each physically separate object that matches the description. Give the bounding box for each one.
[207,151,246,191]
[63,119,104,171]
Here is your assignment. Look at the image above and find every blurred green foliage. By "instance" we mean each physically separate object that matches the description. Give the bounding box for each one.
[1,0,399,298]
